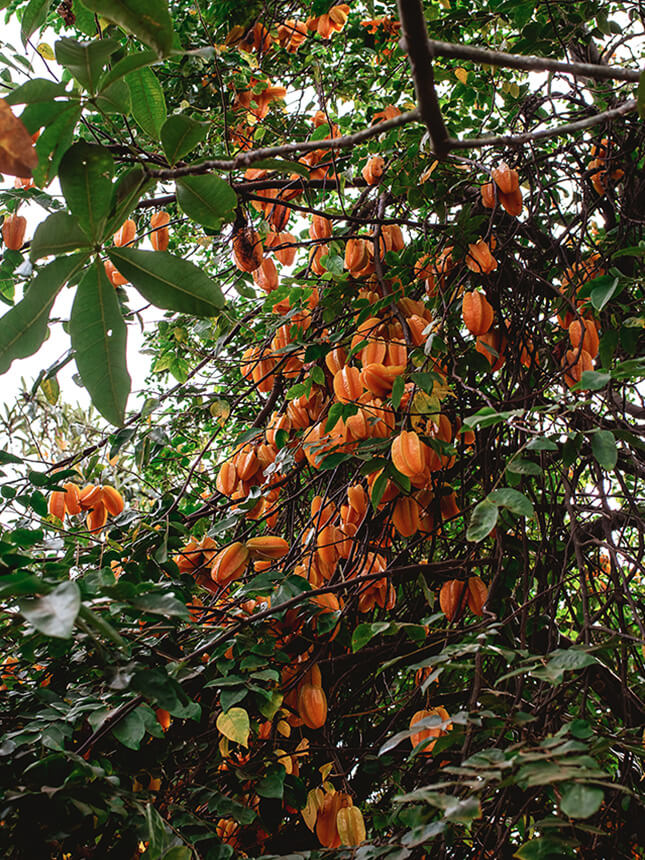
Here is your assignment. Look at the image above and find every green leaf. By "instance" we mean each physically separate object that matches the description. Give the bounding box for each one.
[126,66,167,138]
[514,837,575,859]
[99,49,158,90]
[21,0,51,45]
[94,79,131,114]
[55,37,120,94]
[80,0,174,56]
[251,158,310,179]
[109,247,224,315]
[488,488,534,518]
[32,102,82,188]
[4,78,68,105]
[591,430,617,470]
[18,581,81,638]
[579,370,610,391]
[106,166,152,233]
[466,500,498,542]
[560,783,604,819]
[256,764,286,799]
[70,261,131,426]
[506,457,541,476]
[525,437,558,451]
[58,142,115,240]
[589,275,618,311]
[391,375,404,410]
[216,707,250,747]
[0,254,87,374]
[30,212,91,260]
[352,622,391,652]
[112,707,146,750]
[161,114,208,165]
[176,175,237,227]
[130,592,190,619]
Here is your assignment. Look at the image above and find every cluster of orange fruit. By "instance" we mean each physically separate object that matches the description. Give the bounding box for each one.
[481,161,523,217]
[104,213,170,287]
[226,7,349,57]
[557,254,603,390]
[47,482,124,533]
[587,138,624,196]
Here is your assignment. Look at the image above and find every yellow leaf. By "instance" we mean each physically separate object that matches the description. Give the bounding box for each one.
[37,43,55,60]
[319,761,334,781]
[277,719,291,737]
[510,82,520,98]
[209,398,231,426]
[218,736,229,758]
[216,707,250,747]
[455,67,468,85]
[302,788,324,832]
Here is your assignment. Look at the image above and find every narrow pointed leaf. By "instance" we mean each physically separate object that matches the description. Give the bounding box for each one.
[0,254,87,374]
[109,247,224,315]
[126,67,167,138]
[70,261,130,426]
[21,0,51,45]
[58,142,115,240]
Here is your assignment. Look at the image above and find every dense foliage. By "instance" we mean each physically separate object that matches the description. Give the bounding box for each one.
[1,0,645,857]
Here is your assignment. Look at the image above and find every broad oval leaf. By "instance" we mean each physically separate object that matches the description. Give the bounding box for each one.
[0,254,87,374]
[30,212,91,260]
[216,707,250,747]
[161,114,208,165]
[176,175,237,227]
[559,783,604,819]
[488,488,534,518]
[20,0,50,45]
[80,0,175,57]
[58,142,115,240]
[99,49,158,91]
[18,581,81,639]
[109,247,224,316]
[54,37,120,94]
[466,500,498,542]
[70,260,131,426]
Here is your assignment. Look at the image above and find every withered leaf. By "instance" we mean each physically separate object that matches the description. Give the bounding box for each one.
[0,99,38,178]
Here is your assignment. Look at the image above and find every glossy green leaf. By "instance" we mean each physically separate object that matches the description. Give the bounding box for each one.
[30,212,91,260]
[80,0,174,56]
[106,166,152,234]
[94,79,131,114]
[112,707,146,750]
[161,114,208,165]
[32,102,82,188]
[559,783,604,819]
[18,581,81,639]
[506,457,541,476]
[55,37,120,93]
[4,78,67,105]
[70,261,131,426]
[466,500,498,542]
[589,275,618,311]
[99,49,158,90]
[21,0,51,45]
[0,254,87,374]
[176,175,237,227]
[591,430,618,470]
[488,488,534,518]
[58,142,115,240]
[109,247,224,315]
[125,66,167,138]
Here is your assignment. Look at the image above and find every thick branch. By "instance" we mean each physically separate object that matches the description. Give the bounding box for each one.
[397,0,450,158]
[146,110,420,180]
[426,37,641,83]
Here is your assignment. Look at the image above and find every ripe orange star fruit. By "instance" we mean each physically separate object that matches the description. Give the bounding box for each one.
[439,579,467,622]
[466,239,497,274]
[475,329,507,371]
[78,484,103,510]
[392,496,421,537]
[361,155,385,185]
[2,213,26,250]
[113,219,136,247]
[265,230,297,265]
[232,226,263,272]
[86,501,108,534]
[467,576,488,615]
[245,535,290,560]
[150,211,170,251]
[462,290,494,336]
[333,365,363,403]
[480,181,496,208]
[491,161,519,194]
[409,706,451,754]
[309,213,333,240]
[316,792,344,849]
[391,430,428,479]
[297,683,328,729]
[210,542,250,587]
[562,348,593,389]
[104,260,128,287]
[101,485,125,516]
[500,186,523,217]
[568,318,599,359]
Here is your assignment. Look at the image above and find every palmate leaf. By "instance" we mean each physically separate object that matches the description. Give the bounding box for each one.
[70,260,131,426]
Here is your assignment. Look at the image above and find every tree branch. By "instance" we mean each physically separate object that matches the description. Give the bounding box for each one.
[397,0,450,158]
